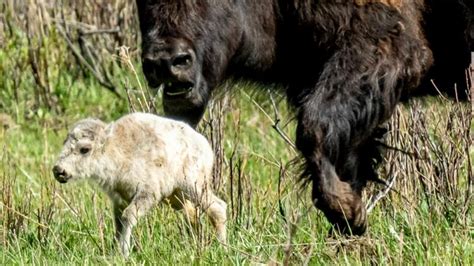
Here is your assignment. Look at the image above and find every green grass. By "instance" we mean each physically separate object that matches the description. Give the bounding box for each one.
[1,84,472,264]
[1,32,473,264]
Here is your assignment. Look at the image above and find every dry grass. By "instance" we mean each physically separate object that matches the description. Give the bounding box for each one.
[0,1,473,264]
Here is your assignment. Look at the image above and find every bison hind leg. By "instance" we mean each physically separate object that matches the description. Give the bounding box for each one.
[201,193,227,244]
[169,190,199,228]
[177,186,227,244]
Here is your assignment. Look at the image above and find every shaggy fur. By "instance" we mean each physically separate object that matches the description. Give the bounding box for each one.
[418,0,473,98]
[136,0,472,235]
[52,113,227,257]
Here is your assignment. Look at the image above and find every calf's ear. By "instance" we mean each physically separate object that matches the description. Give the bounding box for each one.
[82,119,107,141]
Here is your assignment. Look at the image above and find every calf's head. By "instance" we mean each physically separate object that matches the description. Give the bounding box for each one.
[53,119,106,183]
[136,0,241,126]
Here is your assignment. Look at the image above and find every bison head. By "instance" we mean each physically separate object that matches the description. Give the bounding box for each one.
[53,119,106,183]
[136,0,241,126]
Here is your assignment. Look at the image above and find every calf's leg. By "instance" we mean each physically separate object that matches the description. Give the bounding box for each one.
[202,193,227,244]
[113,202,127,242]
[169,190,199,228]
[185,185,227,244]
[119,191,156,257]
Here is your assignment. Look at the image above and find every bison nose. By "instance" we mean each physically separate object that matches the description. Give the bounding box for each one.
[52,165,68,183]
[143,51,194,76]
[142,39,195,88]
[170,52,193,70]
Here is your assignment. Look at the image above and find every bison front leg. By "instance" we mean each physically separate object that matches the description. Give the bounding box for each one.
[113,202,126,243]
[304,153,368,235]
[296,124,368,235]
[295,47,403,235]
[118,191,156,257]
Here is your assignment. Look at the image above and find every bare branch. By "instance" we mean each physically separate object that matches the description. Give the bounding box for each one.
[55,23,122,98]
[366,174,397,213]
[79,28,120,35]
[268,90,298,152]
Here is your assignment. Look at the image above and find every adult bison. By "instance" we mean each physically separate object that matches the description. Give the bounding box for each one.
[135,0,472,235]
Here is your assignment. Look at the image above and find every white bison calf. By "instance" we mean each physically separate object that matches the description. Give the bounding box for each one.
[52,112,227,257]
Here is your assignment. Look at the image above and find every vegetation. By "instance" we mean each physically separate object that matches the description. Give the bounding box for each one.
[1,1,472,264]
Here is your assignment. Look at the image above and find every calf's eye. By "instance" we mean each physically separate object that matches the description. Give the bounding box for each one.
[79,147,91,155]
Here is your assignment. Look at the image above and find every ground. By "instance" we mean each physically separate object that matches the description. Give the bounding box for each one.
[0,7,472,264]
[0,75,472,264]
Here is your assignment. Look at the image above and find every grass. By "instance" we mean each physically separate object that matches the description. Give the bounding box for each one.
[1,75,472,264]
[1,2,473,264]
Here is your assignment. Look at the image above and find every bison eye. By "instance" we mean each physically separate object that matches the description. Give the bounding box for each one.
[79,147,91,155]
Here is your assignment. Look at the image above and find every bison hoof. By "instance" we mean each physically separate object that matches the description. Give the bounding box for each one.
[320,200,367,236]
[313,181,368,236]
[329,214,367,236]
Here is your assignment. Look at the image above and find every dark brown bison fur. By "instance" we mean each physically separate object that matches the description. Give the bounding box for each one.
[136,0,473,235]
[418,0,473,98]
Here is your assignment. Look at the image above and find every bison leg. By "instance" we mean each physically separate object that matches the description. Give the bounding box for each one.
[183,184,227,244]
[295,46,403,234]
[169,190,199,229]
[119,191,156,257]
[201,192,227,244]
[113,200,127,242]
[299,148,368,235]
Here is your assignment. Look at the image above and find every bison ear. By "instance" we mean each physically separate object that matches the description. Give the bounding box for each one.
[72,118,106,141]
[85,124,106,141]
[75,128,95,141]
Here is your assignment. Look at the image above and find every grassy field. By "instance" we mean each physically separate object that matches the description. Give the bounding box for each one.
[1,2,473,265]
